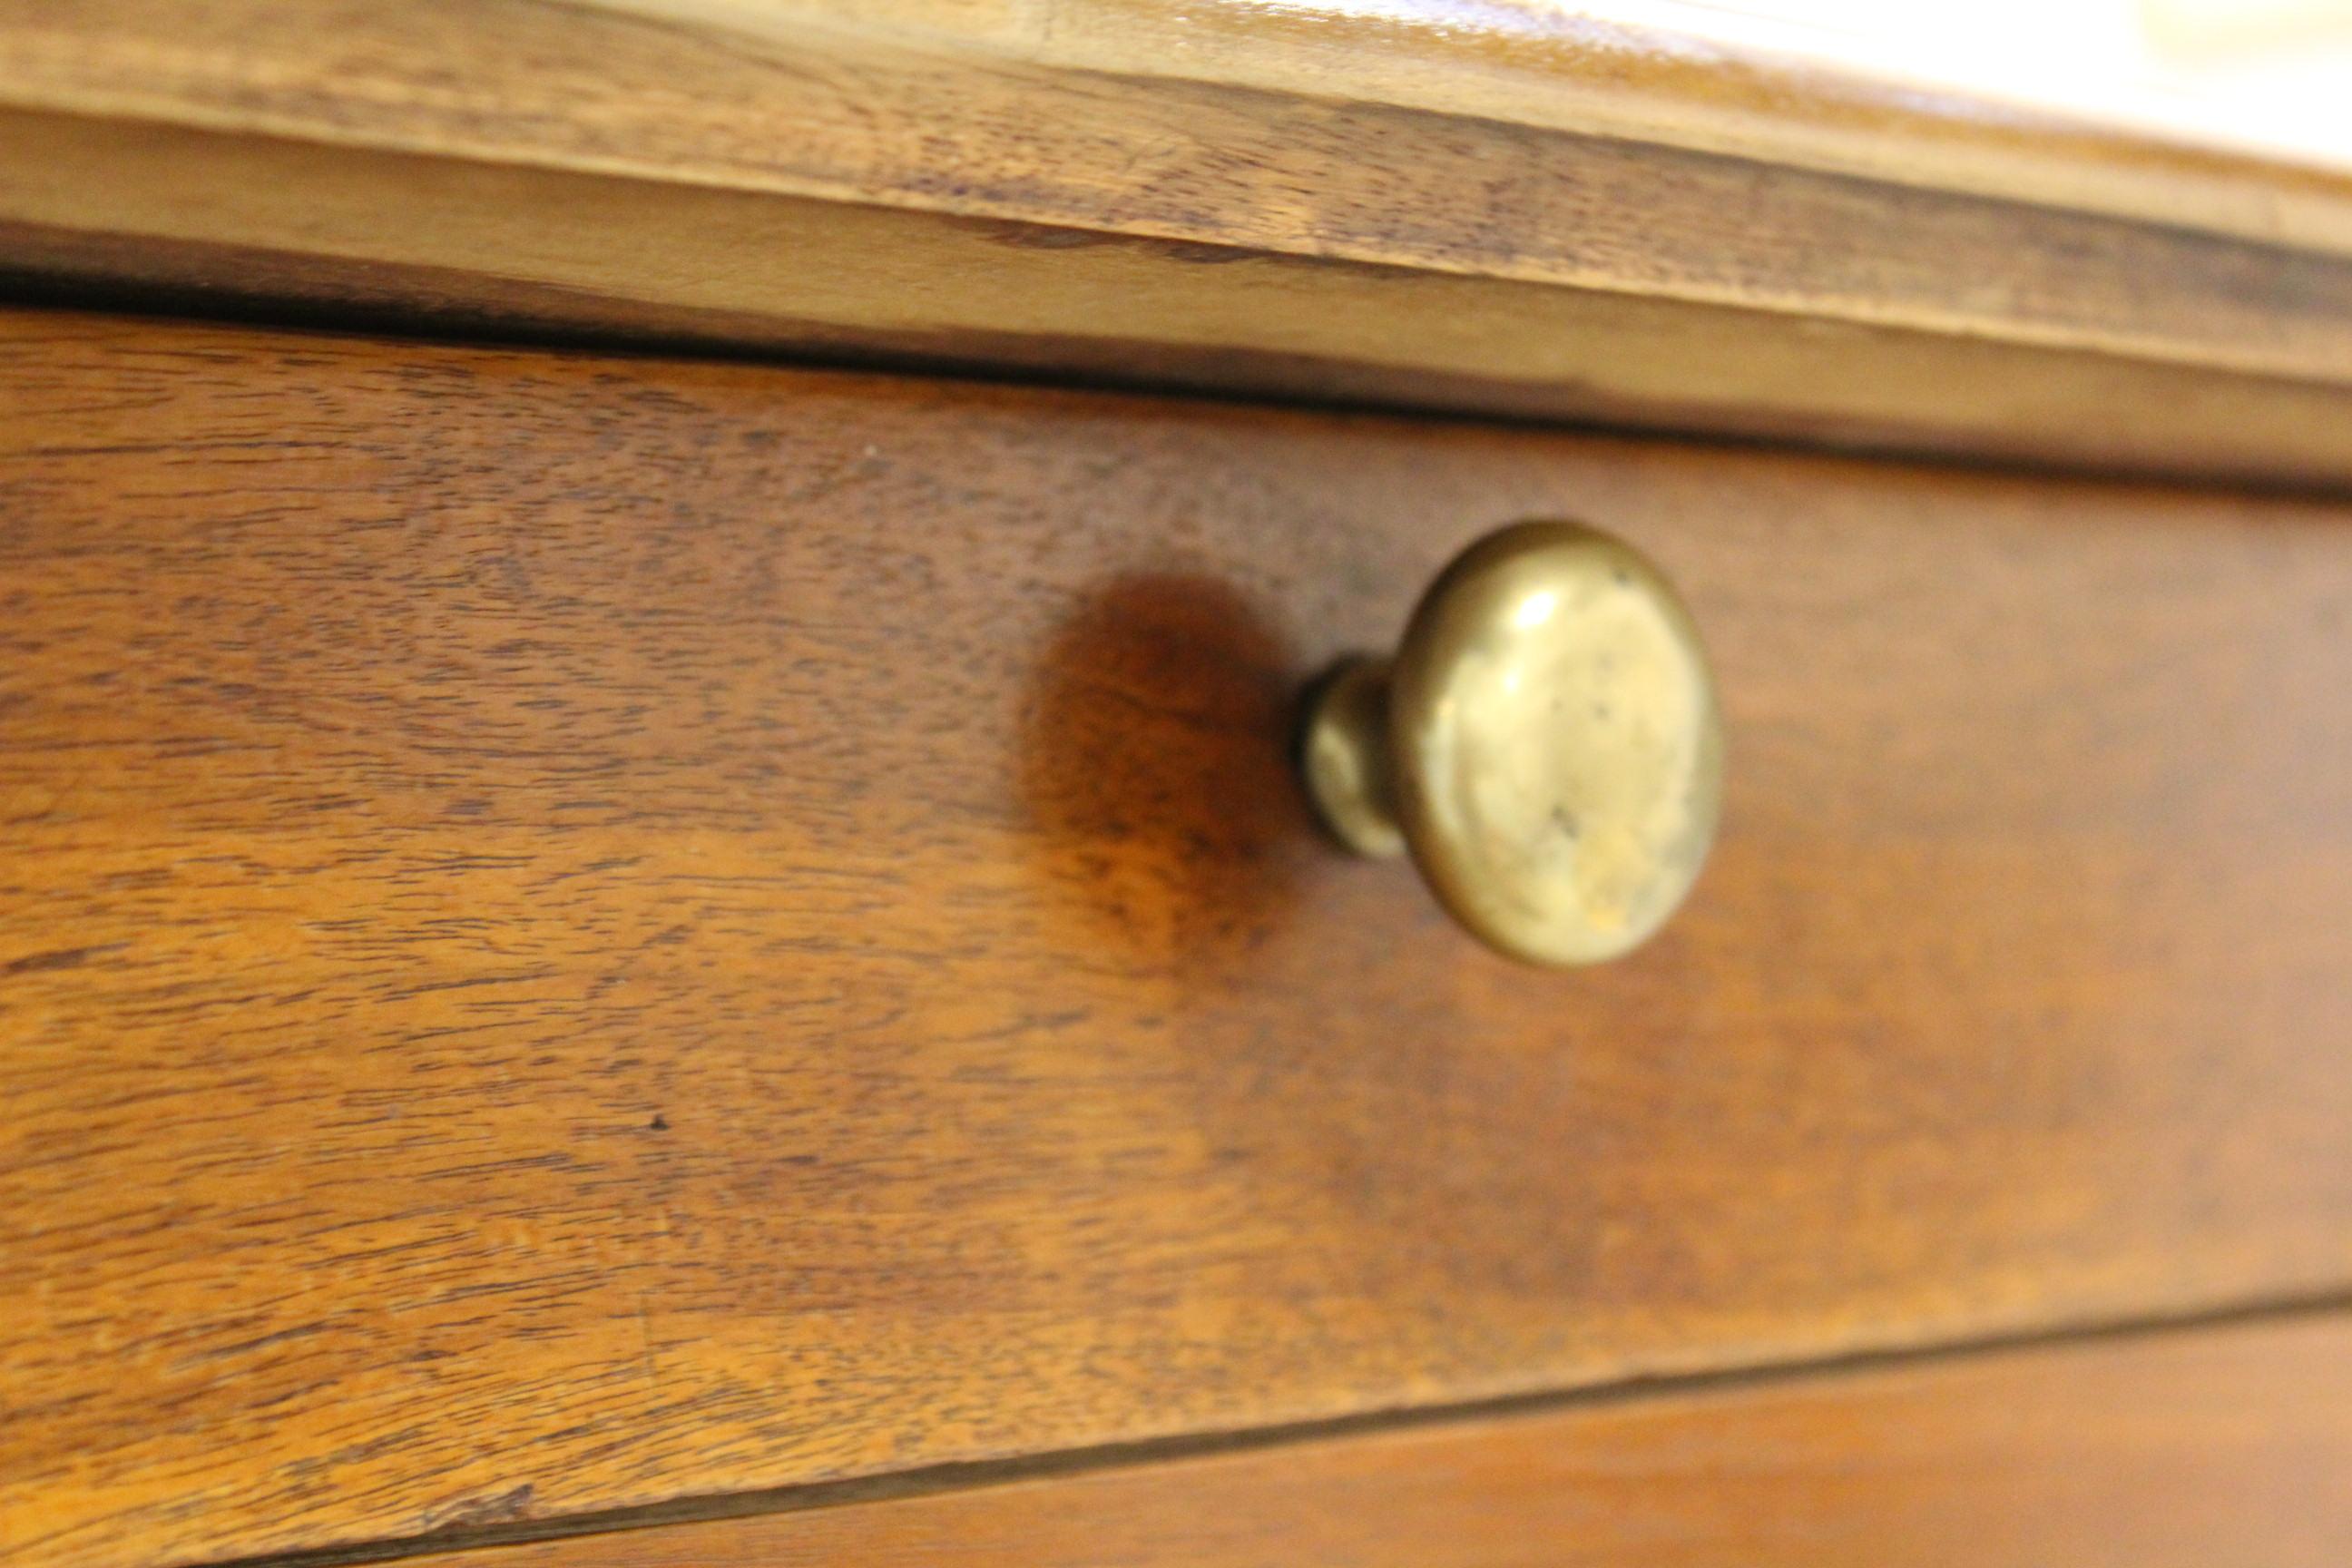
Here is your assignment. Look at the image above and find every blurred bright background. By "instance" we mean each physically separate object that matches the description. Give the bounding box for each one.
[1651,0,2352,166]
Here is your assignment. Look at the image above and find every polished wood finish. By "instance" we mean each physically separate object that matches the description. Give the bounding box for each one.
[404,1313,2352,1568]
[10,2,2352,484]
[5,309,2352,1567]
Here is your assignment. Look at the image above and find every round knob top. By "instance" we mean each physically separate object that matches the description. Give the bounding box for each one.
[1301,521,1723,966]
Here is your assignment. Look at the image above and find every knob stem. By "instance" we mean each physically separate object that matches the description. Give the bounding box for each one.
[1299,657,1406,859]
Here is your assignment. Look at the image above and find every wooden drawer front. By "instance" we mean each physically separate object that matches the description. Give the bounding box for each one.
[4,310,2350,1568]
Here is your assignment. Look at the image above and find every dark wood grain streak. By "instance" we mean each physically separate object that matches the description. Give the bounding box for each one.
[399,1311,2352,1568]
[2,309,2351,1567]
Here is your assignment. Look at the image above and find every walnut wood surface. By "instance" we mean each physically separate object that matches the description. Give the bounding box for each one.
[4,308,2352,1566]
[408,1312,2352,1568]
[10,2,2352,484]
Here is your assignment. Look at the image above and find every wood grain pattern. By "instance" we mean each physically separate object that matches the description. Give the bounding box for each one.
[401,1312,2352,1568]
[4,307,2352,1566]
[10,2,2352,484]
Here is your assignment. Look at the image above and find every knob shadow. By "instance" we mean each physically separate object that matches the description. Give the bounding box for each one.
[1017,572,1318,975]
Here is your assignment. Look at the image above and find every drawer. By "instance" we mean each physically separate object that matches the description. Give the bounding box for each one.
[5,309,2352,1567]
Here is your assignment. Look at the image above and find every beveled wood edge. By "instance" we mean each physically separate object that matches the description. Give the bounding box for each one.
[9,113,2352,495]
[245,1307,2352,1568]
[8,2,2352,487]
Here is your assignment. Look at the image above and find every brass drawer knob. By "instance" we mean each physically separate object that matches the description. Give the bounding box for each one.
[1300,521,1723,965]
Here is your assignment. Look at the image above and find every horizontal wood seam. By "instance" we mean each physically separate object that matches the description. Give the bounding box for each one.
[6,288,2350,509]
[203,1286,2352,1568]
